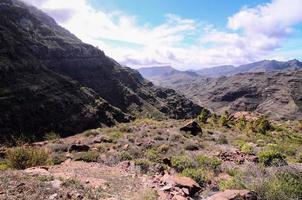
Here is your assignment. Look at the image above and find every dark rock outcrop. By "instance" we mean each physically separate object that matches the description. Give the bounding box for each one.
[180,121,202,135]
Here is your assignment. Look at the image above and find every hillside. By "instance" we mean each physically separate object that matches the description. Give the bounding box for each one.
[161,71,302,120]
[0,0,202,140]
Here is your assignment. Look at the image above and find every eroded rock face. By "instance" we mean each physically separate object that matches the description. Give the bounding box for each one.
[180,121,202,136]
[0,0,202,140]
[206,190,259,200]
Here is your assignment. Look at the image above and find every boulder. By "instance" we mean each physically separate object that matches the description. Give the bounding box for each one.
[180,121,202,135]
[207,190,258,200]
[69,144,90,152]
[161,175,201,195]
[172,195,187,200]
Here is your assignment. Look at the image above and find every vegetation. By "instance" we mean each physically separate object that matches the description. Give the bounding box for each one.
[181,168,208,186]
[6,146,49,169]
[196,155,221,170]
[171,155,194,172]
[73,151,99,162]
[198,109,210,123]
[258,149,286,166]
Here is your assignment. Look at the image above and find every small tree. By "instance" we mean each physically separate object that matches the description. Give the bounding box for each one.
[198,109,210,123]
[220,111,229,127]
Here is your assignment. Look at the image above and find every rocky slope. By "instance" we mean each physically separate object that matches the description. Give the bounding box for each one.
[163,71,302,120]
[0,0,202,140]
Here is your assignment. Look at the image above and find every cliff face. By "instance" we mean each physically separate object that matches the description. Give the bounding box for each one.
[0,0,202,140]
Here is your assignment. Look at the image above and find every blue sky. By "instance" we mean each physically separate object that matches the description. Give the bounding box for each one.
[24,0,302,69]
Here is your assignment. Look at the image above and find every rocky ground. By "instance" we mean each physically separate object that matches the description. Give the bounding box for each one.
[0,116,302,200]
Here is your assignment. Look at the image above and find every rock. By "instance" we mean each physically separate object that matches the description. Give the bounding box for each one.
[50,180,62,189]
[180,121,202,135]
[117,161,131,170]
[207,190,258,200]
[218,151,258,164]
[69,144,90,152]
[172,195,187,200]
[49,193,58,200]
[93,136,113,144]
[161,175,201,195]
[24,167,50,176]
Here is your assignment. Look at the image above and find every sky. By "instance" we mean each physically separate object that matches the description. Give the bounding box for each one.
[22,0,302,69]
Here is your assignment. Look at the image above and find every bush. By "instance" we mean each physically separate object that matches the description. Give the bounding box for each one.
[181,168,207,186]
[171,155,194,172]
[219,111,229,127]
[6,146,49,169]
[219,176,246,190]
[145,149,159,162]
[196,155,221,170]
[297,152,302,163]
[261,171,302,200]
[0,161,9,170]
[258,149,286,166]
[198,109,210,123]
[240,143,254,154]
[118,151,133,161]
[73,151,99,162]
[236,116,246,130]
[51,153,67,165]
[43,132,60,141]
[255,116,272,134]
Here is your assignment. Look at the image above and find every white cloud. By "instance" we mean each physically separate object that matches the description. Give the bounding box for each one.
[21,0,302,69]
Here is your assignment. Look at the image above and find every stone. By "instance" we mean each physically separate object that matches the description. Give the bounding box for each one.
[69,144,90,152]
[180,121,202,135]
[49,193,58,200]
[161,175,201,195]
[172,195,187,200]
[50,180,62,189]
[206,190,258,200]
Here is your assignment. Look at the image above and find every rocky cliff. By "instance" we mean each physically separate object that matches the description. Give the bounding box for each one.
[0,0,202,140]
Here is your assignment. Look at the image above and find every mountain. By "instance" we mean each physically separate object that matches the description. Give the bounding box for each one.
[0,0,202,140]
[138,66,200,87]
[163,71,302,120]
[196,59,302,77]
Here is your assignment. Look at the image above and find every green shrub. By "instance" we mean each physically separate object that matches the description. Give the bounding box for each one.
[219,111,229,127]
[118,151,133,161]
[145,149,159,162]
[209,113,218,125]
[236,116,246,130]
[0,161,9,170]
[43,132,60,141]
[219,177,246,190]
[196,155,221,170]
[255,116,272,134]
[110,131,124,140]
[73,151,99,162]
[181,168,207,186]
[198,109,210,123]
[6,146,49,169]
[256,171,302,200]
[171,155,194,172]
[240,143,254,154]
[297,152,302,163]
[258,149,286,166]
[51,153,67,165]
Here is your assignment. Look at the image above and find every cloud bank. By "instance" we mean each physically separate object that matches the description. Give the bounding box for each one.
[21,0,302,69]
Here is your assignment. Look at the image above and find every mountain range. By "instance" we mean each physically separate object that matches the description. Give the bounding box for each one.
[138,61,302,120]
[0,0,202,140]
